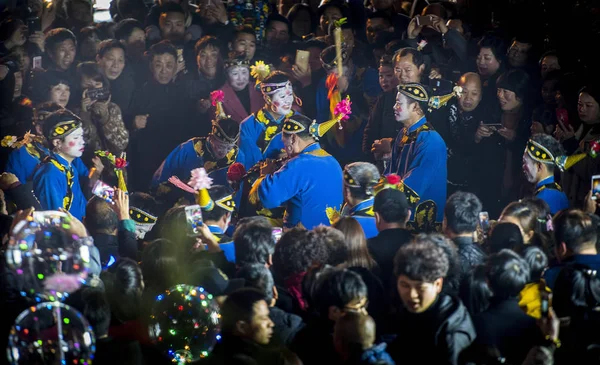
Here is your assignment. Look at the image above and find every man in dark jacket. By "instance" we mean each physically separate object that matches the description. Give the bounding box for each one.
[442,191,486,285]
[368,188,412,294]
[236,264,304,347]
[200,288,286,365]
[388,236,476,365]
[84,192,139,269]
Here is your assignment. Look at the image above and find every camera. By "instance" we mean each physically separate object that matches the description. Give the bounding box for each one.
[86,87,110,102]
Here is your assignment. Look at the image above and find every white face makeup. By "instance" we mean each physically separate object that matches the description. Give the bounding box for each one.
[56,127,85,158]
[393,92,412,122]
[522,152,538,183]
[227,66,250,91]
[269,85,294,115]
[134,223,155,240]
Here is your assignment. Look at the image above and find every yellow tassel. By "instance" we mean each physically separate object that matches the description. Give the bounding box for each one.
[555,153,587,171]
[198,188,214,210]
[116,169,127,193]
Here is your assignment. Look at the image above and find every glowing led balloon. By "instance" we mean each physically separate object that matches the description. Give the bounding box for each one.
[7,302,96,365]
[5,211,93,301]
[148,285,221,364]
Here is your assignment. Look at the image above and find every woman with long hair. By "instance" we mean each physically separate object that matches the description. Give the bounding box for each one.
[333,217,378,271]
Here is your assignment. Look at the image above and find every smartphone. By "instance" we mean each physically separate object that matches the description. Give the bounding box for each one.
[87,87,110,102]
[540,290,550,318]
[295,50,309,72]
[27,17,41,35]
[92,180,115,204]
[556,108,569,129]
[185,205,203,235]
[272,227,283,243]
[415,15,433,27]
[478,211,490,232]
[481,122,503,132]
[592,175,600,200]
[32,56,42,70]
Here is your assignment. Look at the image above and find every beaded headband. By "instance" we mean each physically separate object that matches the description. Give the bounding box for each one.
[224,58,250,70]
[526,139,555,164]
[212,122,239,144]
[260,80,293,95]
[130,207,158,224]
[215,194,236,212]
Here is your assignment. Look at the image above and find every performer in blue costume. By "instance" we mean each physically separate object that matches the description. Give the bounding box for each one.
[151,116,242,193]
[202,185,237,263]
[4,102,87,183]
[250,113,344,229]
[522,134,570,214]
[239,70,301,169]
[382,83,456,232]
[333,162,380,239]
[33,110,103,220]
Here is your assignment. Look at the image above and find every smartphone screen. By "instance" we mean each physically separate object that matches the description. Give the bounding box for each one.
[92,180,115,204]
[592,175,600,200]
[32,56,42,70]
[272,227,283,243]
[540,297,549,317]
[185,205,203,235]
[295,50,309,71]
[478,211,490,232]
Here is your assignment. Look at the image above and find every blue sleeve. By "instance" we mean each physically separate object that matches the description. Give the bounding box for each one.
[239,116,263,168]
[33,165,66,211]
[257,162,300,209]
[5,148,30,183]
[263,133,285,160]
[402,133,447,197]
[152,141,202,188]
[72,158,89,179]
[537,190,570,215]
[363,68,382,98]
[315,77,330,123]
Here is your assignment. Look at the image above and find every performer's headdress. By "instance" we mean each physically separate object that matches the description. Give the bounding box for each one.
[224,54,250,70]
[526,138,593,172]
[42,109,82,140]
[344,162,380,196]
[167,169,238,213]
[397,83,463,113]
[209,90,240,144]
[95,151,129,192]
[282,96,352,140]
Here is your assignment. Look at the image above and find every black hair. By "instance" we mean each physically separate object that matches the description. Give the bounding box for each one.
[155,205,196,253]
[394,239,449,281]
[141,238,180,292]
[379,54,394,68]
[33,102,63,127]
[414,233,461,296]
[76,61,110,89]
[460,265,492,316]
[158,2,185,16]
[129,192,160,216]
[367,11,392,24]
[77,26,100,43]
[262,70,291,86]
[485,249,530,300]
[273,228,330,280]
[373,189,410,224]
[97,39,126,59]
[65,287,111,338]
[0,17,23,42]
[202,185,232,223]
[444,191,482,234]
[477,34,507,65]
[100,258,144,322]
[194,35,222,57]
[542,69,562,84]
[287,4,317,35]
[85,196,119,234]
[313,268,367,318]
[220,288,267,336]
[147,40,177,61]
[317,0,350,19]
[539,50,558,65]
[554,210,598,253]
[521,245,548,282]
[231,26,257,43]
[42,109,81,141]
[496,69,531,102]
[394,48,426,69]
[487,222,525,255]
[266,13,291,34]
[529,133,564,173]
[312,225,348,267]
[114,18,144,41]
[236,264,275,302]
[45,28,77,55]
[301,38,328,51]
[30,69,72,105]
[233,221,275,266]
[385,39,411,56]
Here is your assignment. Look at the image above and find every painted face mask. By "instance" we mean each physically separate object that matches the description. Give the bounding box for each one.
[269,84,294,115]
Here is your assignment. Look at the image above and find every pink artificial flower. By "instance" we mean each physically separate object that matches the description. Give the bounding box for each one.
[334,97,352,121]
[210,90,225,106]
[188,168,213,191]
[43,273,83,294]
